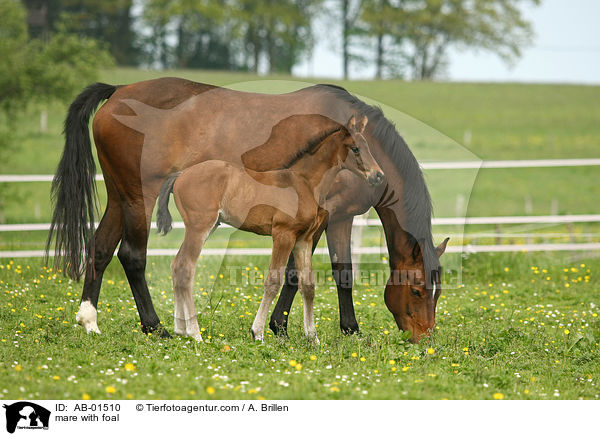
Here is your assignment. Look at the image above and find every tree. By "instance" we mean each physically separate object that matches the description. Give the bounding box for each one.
[0,0,112,113]
[338,0,364,79]
[379,0,541,80]
[361,0,407,78]
[22,0,139,65]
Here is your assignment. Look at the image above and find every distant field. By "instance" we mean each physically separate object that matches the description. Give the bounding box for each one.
[1,67,599,227]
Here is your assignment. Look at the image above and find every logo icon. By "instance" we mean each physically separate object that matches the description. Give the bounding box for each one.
[3,402,50,433]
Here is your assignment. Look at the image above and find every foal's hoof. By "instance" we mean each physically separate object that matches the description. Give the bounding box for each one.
[269,319,289,338]
[250,328,263,342]
[142,323,172,339]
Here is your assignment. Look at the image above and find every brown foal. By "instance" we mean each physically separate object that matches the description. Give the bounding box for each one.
[157,115,383,342]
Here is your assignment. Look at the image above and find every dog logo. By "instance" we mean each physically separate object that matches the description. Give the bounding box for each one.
[3,402,50,433]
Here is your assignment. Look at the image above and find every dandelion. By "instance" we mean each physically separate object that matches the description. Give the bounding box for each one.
[493,392,504,400]
[360,357,366,362]
[206,387,216,395]
[330,387,339,392]
[52,376,60,381]
[427,348,435,355]
[564,329,570,335]
[309,355,317,361]
[351,352,358,358]
[82,393,91,400]
[389,360,396,365]
[15,365,22,372]
[124,363,135,371]
[289,360,297,367]
[105,386,116,394]
[295,364,302,371]
[402,366,410,372]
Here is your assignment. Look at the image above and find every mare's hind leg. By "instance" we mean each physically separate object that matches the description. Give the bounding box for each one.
[293,239,318,342]
[76,195,122,334]
[117,190,170,337]
[171,217,216,341]
[251,231,296,341]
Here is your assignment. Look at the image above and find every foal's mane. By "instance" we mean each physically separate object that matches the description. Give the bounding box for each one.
[312,84,441,282]
[240,114,345,172]
[282,124,345,168]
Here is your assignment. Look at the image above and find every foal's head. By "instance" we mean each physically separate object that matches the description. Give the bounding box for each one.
[338,115,384,186]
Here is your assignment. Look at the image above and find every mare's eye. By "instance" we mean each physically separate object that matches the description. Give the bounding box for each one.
[351,146,359,153]
[410,288,421,297]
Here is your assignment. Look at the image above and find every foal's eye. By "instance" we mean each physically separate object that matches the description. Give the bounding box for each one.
[351,146,359,153]
[410,288,421,297]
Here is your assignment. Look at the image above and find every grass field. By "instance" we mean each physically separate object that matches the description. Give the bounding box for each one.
[1,68,599,400]
[0,253,598,400]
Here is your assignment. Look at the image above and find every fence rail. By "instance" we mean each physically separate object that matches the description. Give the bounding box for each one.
[3,242,600,259]
[1,158,599,183]
[1,158,599,258]
[2,214,600,233]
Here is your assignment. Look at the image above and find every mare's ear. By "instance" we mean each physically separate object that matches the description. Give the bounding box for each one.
[347,115,357,132]
[436,237,450,258]
[411,241,422,262]
[358,115,368,132]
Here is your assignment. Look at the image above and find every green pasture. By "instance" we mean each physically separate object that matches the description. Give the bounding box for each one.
[0,253,598,400]
[1,68,599,400]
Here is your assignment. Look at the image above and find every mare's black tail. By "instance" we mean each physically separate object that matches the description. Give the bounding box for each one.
[45,83,117,280]
[157,173,181,235]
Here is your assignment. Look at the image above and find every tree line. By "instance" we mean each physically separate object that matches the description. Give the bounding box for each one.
[22,0,539,80]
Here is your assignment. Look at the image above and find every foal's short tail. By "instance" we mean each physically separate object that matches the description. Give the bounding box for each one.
[157,173,181,235]
[46,82,118,280]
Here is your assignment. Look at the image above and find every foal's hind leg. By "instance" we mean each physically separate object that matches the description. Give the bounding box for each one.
[171,217,215,341]
[251,231,296,341]
[293,239,318,343]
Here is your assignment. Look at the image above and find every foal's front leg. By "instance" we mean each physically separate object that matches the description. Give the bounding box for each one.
[293,239,318,343]
[251,231,296,341]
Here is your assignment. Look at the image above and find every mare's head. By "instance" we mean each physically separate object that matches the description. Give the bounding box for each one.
[384,236,449,342]
[338,115,384,186]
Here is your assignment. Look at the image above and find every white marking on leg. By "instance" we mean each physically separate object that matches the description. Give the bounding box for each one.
[76,300,101,334]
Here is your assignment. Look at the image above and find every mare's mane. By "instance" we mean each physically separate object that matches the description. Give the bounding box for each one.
[313,84,441,284]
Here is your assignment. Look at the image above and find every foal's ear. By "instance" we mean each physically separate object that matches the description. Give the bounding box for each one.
[347,115,357,132]
[436,237,450,258]
[358,115,368,133]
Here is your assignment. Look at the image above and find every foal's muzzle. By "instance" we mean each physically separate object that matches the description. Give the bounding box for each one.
[367,170,384,186]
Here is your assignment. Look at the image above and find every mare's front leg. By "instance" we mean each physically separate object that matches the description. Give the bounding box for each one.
[326,218,359,334]
[251,231,296,341]
[293,239,318,343]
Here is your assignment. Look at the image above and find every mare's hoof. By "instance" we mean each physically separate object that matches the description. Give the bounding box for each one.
[142,323,172,338]
[269,319,289,338]
[341,324,360,336]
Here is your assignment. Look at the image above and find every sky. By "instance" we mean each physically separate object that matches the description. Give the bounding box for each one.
[293,0,600,84]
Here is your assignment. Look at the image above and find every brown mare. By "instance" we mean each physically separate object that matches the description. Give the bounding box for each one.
[155,115,382,342]
[47,77,448,342]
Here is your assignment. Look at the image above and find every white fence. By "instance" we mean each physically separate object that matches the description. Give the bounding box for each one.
[1,158,599,257]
